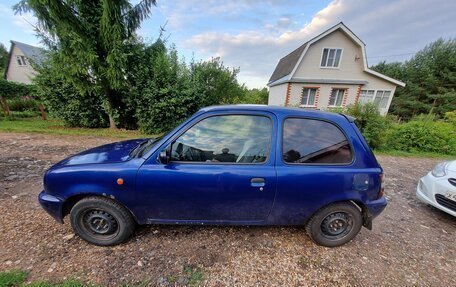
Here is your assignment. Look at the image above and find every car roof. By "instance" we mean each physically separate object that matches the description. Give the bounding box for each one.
[198,104,353,122]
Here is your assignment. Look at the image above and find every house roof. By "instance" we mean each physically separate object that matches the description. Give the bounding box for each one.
[268,43,308,84]
[268,22,405,87]
[3,41,47,80]
[11,41,47,66]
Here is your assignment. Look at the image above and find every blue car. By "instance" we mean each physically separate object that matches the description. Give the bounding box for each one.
[39,105,386,247]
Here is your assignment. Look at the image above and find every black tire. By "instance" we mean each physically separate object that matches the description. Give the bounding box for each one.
[305,202,362,247]
[70,196,136,246]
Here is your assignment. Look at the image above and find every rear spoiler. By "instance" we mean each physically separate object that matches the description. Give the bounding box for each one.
[339,113,356,123]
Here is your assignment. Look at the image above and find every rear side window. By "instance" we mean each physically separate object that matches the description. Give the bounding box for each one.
[282,118,353,164]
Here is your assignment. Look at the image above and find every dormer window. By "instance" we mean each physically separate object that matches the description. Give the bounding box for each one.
[16,55,27,66]
[320,48,342,68]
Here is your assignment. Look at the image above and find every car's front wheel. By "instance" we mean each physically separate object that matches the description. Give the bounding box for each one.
[70,197,135,246]
[305,202,362,247]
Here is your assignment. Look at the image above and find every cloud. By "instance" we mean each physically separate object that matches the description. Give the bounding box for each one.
[0,4,37,34]
[184,0,456,88]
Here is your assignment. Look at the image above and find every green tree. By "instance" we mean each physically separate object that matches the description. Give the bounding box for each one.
[371,38,456,119]
[128,41,247,133]
[14,0,157,128]
[0,43,8,75]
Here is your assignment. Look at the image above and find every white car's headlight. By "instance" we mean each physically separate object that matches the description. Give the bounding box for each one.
[431,161,448,177]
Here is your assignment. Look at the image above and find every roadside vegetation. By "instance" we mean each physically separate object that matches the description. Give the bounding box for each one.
[340,103,456,157]
[0,268,204,287]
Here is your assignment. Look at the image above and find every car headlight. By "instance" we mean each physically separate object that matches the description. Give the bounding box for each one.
[431,161,448,177]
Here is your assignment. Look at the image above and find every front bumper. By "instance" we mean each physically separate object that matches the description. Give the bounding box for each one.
[38,191,64,223]
[416,172,456,217]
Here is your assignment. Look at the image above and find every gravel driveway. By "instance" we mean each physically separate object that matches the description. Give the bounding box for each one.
[0,132,455,287]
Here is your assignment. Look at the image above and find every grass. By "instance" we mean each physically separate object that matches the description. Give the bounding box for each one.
[0,270,27,287]
[374,149,455,159]
[0,270,152,287]
[0,268,204,287]
[0,269,88,287]
[183,265,204,287]
[0,118,152,139]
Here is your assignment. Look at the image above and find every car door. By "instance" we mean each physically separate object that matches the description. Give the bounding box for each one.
[135,111,277,222]
[270,117,361,224]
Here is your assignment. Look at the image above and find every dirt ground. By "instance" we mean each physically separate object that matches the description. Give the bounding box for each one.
[0,132,455,287]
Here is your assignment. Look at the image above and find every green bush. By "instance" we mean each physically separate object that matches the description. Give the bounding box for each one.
[386,115,456,155]
[34,65,108,128]
[130,41,245,134]
[0,110,41,119]
[344,103,392,149]
[7,97,40,111]
[0,79,35,99]
[444,110,456,125]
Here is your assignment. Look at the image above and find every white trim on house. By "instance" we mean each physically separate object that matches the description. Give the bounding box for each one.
[269,77,368,87]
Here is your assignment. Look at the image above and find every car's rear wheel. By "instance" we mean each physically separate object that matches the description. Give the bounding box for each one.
[305,202,362,247]
[70,197,135,246]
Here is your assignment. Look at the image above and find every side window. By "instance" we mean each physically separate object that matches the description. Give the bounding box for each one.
[282,118,353,164]
[171,115,272,163]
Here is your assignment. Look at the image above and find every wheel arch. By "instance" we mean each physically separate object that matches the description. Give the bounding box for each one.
[305,199,371,230]
[61,193,139,224]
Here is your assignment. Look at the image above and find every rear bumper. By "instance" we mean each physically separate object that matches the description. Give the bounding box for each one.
[362,197,387,229]
[366,197,387,218]
[38,191,64,223]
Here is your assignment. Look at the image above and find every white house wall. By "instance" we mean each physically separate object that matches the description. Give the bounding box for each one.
[269,29,400,115]
[268,84,288,106]
[287,83,360,109]
[6,45,37,84]
[294,30,366,80]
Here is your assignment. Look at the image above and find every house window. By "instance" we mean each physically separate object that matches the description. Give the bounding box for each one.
[329,89,345,106]
[321,48,342,68]
[16,55,27,66]
[359,90,375,104]
[374,90,391,108]
[300,88,317,107]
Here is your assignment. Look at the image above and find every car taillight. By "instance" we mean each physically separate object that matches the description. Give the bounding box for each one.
[378,173,385,199]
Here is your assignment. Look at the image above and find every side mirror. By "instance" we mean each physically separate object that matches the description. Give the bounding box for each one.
[158,146,171,164]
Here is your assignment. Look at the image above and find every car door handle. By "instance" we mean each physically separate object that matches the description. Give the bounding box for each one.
[251,178,265,187]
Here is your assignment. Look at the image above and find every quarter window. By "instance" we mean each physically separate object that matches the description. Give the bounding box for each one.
[300,88,317,106]
[283,118,353,164]
[374,90,391,108]
[321,48,342,68]
[171,115,272,163]
[329,89,345,106]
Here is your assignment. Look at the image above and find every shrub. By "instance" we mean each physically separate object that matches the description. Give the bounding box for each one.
[344,103,392,149]
[0,79,35,99]
[386,115,456,155]
[34,65,109,128]
[7,97,40,111]
[444,110,456,125]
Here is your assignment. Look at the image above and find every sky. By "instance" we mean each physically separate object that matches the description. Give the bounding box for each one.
[1,0,455,88]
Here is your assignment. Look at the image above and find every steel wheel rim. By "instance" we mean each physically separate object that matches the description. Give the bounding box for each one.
[321,212,353,239]
[81,209,119,239]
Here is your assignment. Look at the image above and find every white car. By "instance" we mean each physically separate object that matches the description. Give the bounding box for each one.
[416,161,456,217]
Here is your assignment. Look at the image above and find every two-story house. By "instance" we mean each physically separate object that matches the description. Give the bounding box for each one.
[268,22,405,115]
[4,40,46,84]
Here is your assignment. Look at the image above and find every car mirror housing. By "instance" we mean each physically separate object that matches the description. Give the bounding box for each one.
[158,147,171,164]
